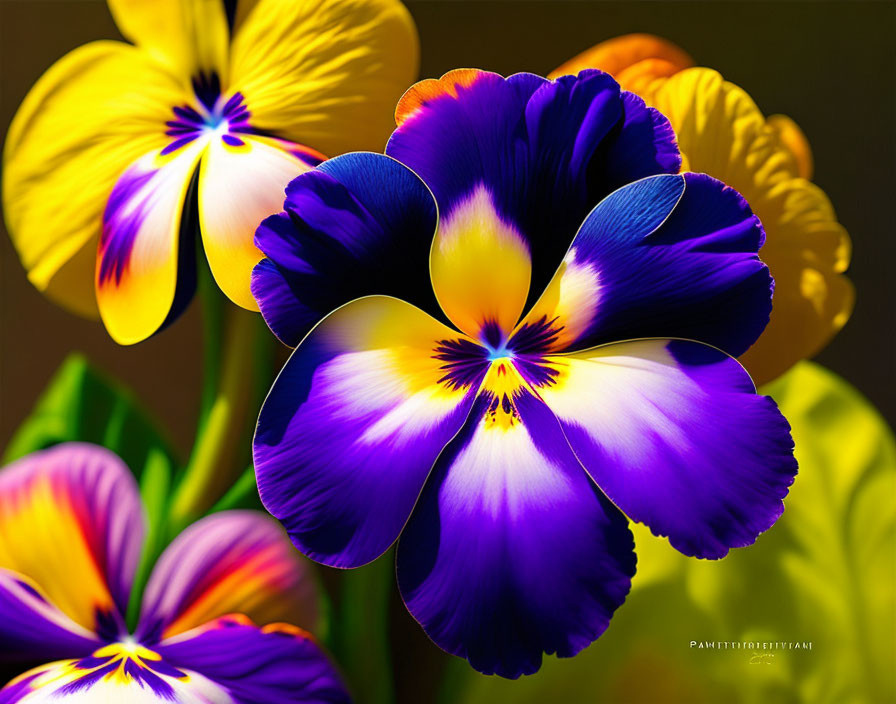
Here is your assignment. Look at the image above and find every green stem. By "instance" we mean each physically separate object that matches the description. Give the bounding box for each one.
[333,552,396,704]
[208,464,259,513]
[125,447,172,630]
[167,306,263,537]
[197,259,225,428]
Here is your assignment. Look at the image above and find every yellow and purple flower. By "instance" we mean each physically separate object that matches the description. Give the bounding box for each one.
[3,0,418,345]
[251,70,799,677]
[552,34,854,384]
[0,443,348,702]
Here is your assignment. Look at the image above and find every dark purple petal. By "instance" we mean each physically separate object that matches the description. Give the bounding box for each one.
[157,616,350,704]
[397,388,636,678]
[254,296,485,568]
[589,91,681,190]
[252,152,439,346]
[538,339,798,559]
[520,172,772,357]
[387,69,680,305]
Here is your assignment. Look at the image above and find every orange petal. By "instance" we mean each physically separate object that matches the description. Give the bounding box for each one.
[549,33,693,81]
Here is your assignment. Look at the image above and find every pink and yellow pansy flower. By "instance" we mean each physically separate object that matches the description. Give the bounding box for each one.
[2,0,418,345]
[0,443,349,703]
[553,34,854,384]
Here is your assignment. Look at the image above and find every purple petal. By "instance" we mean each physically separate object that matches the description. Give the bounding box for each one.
[590,90,681,189]
[157,616,350,704]
[397,387,635,678]
[538,339,798,559]
[520,172,772,357]
[0,570,102,662]
[254,296,485,568]
[387,69,679,304]
[252,152,439,346]
[136,511,320,644]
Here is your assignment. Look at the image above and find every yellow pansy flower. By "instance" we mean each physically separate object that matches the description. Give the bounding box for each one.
[552,34,853,385]
[3,0,418,345]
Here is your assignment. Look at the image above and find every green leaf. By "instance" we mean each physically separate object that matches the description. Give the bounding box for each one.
[3,353,180,630]
[444,362,895,704]
[3,353,178,473]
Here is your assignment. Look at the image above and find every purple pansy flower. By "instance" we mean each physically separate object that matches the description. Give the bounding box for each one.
[0,443,349,703]
[251,69,798,678]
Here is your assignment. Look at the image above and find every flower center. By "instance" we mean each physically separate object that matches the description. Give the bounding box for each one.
[163,73,254,155]
[91,639,161,665]
[60,640,188,693]
[433,324,561,431]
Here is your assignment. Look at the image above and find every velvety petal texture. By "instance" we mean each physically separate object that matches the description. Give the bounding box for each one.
[254,296,483,567]
[398,388,635,678]
[0,443,145,638]
[137,511,320,643]
[252,152,439,346]
[387,69,680,301]
[520,172,771,357]
[538,340,798,558]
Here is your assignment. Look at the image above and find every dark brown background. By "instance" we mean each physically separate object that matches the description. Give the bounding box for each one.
[1,2,894,701]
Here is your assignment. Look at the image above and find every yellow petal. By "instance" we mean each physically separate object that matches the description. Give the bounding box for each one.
[549,33,693,82]
[648,68,853,384]
[106,0,229,85]
[649,69,798,189]
[430,186,532,340]
[767,113,814,180]
[2,41,185,319]
[228,0,419,155]
[198,135,322,310]
[739,179,855,383]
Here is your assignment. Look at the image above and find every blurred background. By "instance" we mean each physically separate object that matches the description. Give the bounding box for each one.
[1,2,894,703]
